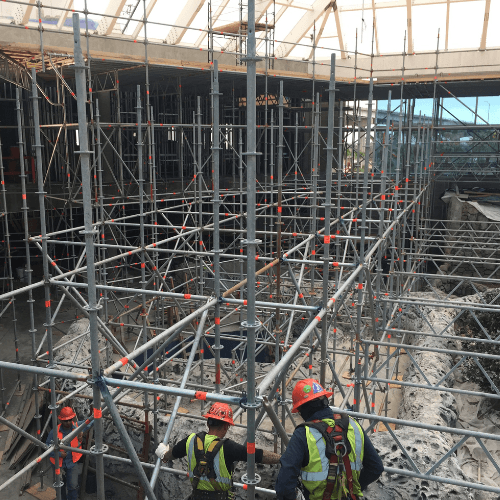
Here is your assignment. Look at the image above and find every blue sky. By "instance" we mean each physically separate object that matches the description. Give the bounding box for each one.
[379,96,500,125]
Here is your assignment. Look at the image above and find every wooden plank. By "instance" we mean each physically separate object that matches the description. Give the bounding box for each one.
[480,0,491,50]
[10,439,34,469]
[14,384,26,396]
[25,483,56,500]
[5,394,36,460]
[389,347,406,355]
[3,385,31,454]
[0,415,16,432]
[19,446,36,492]
[389,374,403,389]
[13,393,35,433]
[377,422,396,432]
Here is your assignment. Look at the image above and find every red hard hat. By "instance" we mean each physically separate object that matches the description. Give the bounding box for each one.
[58,406,76,421]
[203,402,234,425]
[291,379,333,413]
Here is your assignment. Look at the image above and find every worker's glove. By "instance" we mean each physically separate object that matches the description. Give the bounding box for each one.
[155,443,170,461]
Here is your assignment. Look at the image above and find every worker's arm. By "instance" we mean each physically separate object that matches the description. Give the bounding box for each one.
[159,436,189,462]
[275,428,308,500]
[261,449,280,464]
[45,428,53,449]
[76,419,90,443]
[46,428,67,459]
[222,440,279,465]
[359,430,384,491]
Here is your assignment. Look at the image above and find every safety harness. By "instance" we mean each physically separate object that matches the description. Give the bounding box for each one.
[299,414,357,500]
[191,432,228,492]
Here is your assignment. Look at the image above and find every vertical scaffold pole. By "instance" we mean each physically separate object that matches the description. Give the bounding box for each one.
[276,81,284,452]
[310,94,320,295]
[269,110,274,267]
[27,78,64,499]
[242,0,260,497]
[332,100,343,383]
[19,82,42,478]
[212,60,222,393]
[136,86,150,417]
[354,77,373,412]
[376,92,391,304]
[72,14,106,499]
[197,96,204,297]
[321,54,336,388]
[0,138,17,413]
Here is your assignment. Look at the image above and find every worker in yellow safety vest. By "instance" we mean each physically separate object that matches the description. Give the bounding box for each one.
[46,406,86,500]
[275,379,384,500]
[156,402,281,499]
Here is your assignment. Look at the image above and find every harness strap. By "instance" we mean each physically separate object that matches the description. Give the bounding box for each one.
[192,434,207,491]
[321,449,356,500]
[319,422,356,500]
[192,433,228,492]
[207,439,226,491]
[322,452,338,500]
[342,453,357,500]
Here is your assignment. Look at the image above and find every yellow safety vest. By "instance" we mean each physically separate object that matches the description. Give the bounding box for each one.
[301,418,364,500]
[186,433,232,492]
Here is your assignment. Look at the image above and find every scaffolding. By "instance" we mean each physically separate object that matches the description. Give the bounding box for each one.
[0,1,499,499]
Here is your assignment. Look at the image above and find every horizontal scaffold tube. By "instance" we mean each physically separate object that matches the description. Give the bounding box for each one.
[103,299,217,376]
[344,408,500,443]
[0,360,88,381]
[258,263,364,395]
[58,446,277,497]
[257,192,425,396]
[363,339,500,362]
[49,281,319,312]
[102,376,247,405]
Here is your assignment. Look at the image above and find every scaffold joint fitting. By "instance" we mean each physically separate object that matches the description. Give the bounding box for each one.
[90,444,108,455]
[241,473,261,486]
[239,393,262,411]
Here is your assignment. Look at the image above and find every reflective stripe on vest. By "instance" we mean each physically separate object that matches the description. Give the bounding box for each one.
[186,433,232,490]
[350,418,363,472]
[301,418,365,500]
[301,427,329,482]
[49,423,83,467]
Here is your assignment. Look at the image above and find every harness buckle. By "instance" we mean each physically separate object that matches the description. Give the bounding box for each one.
[335,440,349,457]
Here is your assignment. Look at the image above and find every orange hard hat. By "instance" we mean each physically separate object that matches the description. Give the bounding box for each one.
[203,402,234,425]
[58,406,76,421]
[291,379,333,413]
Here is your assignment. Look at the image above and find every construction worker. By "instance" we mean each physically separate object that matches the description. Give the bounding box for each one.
[46,406,86,500]
[156,402,280,499]
[275,379,384,500]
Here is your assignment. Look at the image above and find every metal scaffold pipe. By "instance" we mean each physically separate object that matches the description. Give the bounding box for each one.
[72,13,106,499]
[149,308,209,490]
[96,378,158,500]
[27,69,64,500]
[212,59,222,394]
[243,0,260,496]
[5,8,500,499]
[321,53,336,387]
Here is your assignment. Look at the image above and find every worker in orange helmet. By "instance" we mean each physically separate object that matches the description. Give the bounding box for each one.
[156,402,280,499]
[275,379,383,500]
[46,406,88,500]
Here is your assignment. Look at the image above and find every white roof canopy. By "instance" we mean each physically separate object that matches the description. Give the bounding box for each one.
[1,0,498,61]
